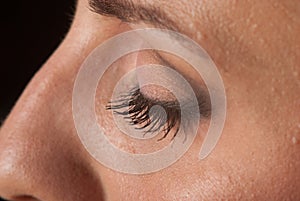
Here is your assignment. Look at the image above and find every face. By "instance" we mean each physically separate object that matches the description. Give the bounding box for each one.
[0,0,299,200]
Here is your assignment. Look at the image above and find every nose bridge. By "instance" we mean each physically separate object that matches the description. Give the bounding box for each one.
[0,63,65,142]
[0,63,84,199]
[0,64,72,146]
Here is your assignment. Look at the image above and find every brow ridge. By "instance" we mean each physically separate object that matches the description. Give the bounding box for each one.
[89,0,179,31]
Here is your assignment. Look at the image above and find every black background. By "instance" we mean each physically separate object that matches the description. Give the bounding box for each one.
[1,0,75,122]
[0,0,75,200]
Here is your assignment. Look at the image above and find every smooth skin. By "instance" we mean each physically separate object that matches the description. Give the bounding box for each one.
[0,0,299,200]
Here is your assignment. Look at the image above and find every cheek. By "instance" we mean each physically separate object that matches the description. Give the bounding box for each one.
[206,66,300,199]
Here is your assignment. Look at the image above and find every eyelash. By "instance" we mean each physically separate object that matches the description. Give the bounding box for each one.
[106,87,181,140]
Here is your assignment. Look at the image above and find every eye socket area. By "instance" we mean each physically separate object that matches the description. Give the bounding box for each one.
[94,47,211,154]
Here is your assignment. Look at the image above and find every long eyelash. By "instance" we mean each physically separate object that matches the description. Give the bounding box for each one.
[106,87,181,140]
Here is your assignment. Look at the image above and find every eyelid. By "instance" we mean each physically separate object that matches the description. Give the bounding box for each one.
[133,51,184,101]
[134,50,211,113]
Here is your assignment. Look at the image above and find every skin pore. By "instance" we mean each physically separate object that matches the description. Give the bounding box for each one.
[0,0,299,200]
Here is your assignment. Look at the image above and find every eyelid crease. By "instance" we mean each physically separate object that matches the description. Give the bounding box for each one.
[135,51,211,118]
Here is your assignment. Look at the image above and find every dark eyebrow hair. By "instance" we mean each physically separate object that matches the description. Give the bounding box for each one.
[88,0,180,32]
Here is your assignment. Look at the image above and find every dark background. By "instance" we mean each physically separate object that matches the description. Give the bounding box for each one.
[1,0,76,123]
[1,0,75,199]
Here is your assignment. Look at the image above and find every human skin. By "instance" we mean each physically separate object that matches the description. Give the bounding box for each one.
[0,0,299,200]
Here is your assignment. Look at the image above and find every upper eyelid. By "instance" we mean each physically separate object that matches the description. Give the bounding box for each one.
[164,65,212,116]
[115,48,212,118]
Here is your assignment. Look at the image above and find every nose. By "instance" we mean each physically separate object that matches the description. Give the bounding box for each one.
[0,57,104,200]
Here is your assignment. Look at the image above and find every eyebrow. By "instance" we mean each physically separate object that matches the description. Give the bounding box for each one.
[89,0,180,32]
